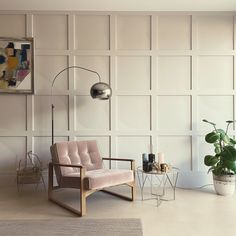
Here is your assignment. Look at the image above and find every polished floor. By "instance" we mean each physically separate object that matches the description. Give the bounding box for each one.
[0,185,236,236]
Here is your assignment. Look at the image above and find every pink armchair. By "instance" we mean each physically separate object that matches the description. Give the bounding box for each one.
[48,140,136,216]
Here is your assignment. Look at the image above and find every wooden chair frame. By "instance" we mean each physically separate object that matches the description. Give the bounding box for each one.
[48,158,136,216]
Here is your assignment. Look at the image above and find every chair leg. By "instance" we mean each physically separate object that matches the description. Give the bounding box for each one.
[101,161,136,201]
[131,183,136,201]
[80,190,86,216]
[101,181,136,201]
[48,162,53,200]
[131,160,136,201]
[48,162,86,217]
[80,168,86,216]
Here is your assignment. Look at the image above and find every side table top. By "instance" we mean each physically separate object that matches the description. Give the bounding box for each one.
[137,166,179,175]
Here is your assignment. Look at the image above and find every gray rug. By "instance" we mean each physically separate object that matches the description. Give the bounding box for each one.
[0,218,142,236]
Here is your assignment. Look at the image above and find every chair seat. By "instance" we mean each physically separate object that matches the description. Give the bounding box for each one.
[65,169,134,190]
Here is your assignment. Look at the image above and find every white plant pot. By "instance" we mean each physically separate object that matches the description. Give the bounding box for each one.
[213,174,235,196]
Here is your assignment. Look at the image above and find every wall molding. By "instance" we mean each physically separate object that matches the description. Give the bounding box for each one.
[0,11,235,187]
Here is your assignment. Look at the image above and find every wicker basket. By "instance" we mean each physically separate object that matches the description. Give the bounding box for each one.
[16,151,45,191]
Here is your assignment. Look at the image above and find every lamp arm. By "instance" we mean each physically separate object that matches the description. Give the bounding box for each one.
[51,65,101,88]
[50,65,102,145]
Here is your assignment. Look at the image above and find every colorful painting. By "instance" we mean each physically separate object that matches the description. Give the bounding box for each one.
[0,37,34,94]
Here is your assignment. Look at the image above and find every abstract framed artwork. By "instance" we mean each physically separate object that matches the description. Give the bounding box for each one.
[0,37,34,94]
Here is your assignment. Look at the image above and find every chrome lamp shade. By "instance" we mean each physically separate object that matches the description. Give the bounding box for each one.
[90,82,112,100]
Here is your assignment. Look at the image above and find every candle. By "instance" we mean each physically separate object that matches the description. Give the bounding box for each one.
[142,153,148,162]
[149,143,153,154]
[158,152,165,164]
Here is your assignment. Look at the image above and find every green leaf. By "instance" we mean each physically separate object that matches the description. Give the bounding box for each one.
[205,132,220,143]
[221,145,236,162]
[231,163,236,173]
[224,160,236,172]
[204,155,219,166]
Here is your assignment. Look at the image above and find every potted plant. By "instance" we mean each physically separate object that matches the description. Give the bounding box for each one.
[203,119,236,195]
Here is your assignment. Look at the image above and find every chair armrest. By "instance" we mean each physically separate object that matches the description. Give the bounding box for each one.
[51,163,84,169]
[102,157,134,162]
[102,158,135,171]
[49,162,86,180]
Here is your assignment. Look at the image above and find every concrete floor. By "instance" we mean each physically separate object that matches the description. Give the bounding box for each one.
[0,185,236,236]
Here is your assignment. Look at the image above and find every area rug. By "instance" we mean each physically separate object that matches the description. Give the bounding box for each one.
[0,218,143,236]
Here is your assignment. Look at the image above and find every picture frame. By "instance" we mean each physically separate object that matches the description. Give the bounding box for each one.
[0,37,34,94]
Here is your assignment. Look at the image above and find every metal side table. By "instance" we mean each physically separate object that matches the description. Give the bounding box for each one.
[137,166,179,206]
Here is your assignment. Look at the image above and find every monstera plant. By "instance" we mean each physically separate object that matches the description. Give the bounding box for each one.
[203,119,236,195]
[203,119,236,175]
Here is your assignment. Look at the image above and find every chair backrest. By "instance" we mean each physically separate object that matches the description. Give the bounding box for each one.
[50,140,103,178]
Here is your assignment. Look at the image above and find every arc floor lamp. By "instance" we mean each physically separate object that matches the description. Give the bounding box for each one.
[51,66,112,145]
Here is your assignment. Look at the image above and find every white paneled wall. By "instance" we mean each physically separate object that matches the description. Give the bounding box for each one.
[0,12,235,187]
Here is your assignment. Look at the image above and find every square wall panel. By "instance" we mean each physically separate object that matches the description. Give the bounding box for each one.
[198,96,233,132]
[157,15,191,50]
[157,56,191,90]
[158,136,192,171]
[33,136,68,167]
[0,137,26,172]
[116,136,150,169]
[34,95,69,132]
[75,96,109,131]
[34,14,68,50]
[116,15,151,50]
[197,56,233,90]
[75,15,110,50]
[117,96,150,131]
[196,16,233,50]
[75,56,110,92]
[35,55,69,90]
[0,15,26,37]
[0,95,26,131]
[116,56,150,91]
[157,96,191,131]
[76,136,110,158]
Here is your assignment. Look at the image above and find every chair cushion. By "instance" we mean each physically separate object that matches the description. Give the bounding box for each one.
[65,169,134,190]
